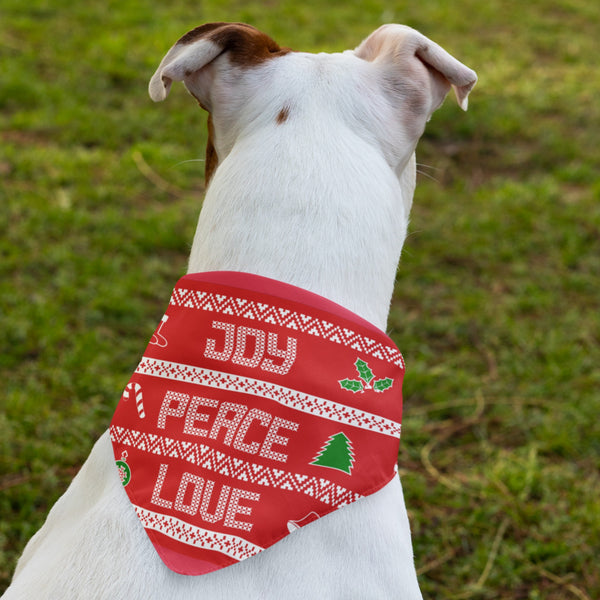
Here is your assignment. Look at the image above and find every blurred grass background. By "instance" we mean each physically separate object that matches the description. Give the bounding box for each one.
[1,0,598,597]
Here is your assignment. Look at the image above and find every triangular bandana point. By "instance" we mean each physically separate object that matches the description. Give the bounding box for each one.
[110,272,404,576]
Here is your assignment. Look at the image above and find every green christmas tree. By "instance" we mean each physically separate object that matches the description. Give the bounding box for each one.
[311,432,355,474]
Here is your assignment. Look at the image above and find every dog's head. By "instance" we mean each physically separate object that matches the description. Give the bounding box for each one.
[149,22,476,186]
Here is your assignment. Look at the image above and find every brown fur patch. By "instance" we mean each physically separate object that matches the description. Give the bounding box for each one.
[204,114,218,186]
[177,22,228,45]
[276,106,291,124]
[177,22,291,67]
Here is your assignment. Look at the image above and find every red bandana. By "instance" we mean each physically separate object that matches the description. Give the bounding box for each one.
[110,272,404,576]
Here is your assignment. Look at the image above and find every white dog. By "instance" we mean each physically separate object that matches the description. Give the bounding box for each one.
[3,23,475,600]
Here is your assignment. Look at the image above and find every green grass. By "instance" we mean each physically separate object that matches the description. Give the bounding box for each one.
[1,0,598,597]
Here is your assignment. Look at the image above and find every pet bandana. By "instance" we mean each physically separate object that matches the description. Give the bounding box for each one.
[110,271,404,576]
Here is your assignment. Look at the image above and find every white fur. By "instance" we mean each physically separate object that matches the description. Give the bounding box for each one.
[3,23,475,600]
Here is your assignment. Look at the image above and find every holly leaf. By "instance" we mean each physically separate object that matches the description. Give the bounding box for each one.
[355,359,374,384]
[339,379,364,393]
[373,378,393,392]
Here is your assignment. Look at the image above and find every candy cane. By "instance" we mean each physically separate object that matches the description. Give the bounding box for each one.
[123,382,145,419]
[150,314,169,347]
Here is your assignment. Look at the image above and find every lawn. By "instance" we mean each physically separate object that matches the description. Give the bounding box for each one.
[1,0,598,597]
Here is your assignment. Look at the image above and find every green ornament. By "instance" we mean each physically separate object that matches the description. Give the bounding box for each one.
[116,451,131,486]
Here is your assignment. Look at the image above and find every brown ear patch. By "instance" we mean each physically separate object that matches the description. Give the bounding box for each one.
[177,22,291,67]
[176,22,229,45]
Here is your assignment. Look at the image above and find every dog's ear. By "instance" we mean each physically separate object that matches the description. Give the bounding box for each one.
[149,22,289,107]
[355,24,477,116]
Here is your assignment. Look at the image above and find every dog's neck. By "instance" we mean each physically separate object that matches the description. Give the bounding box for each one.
[187,142,416,332]
[151,22,476,334]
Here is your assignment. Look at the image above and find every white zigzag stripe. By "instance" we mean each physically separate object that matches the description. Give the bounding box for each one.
[110,426,362,508]
[135,357,401,438]
[170,288,405,369]
[133,505,263,561]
